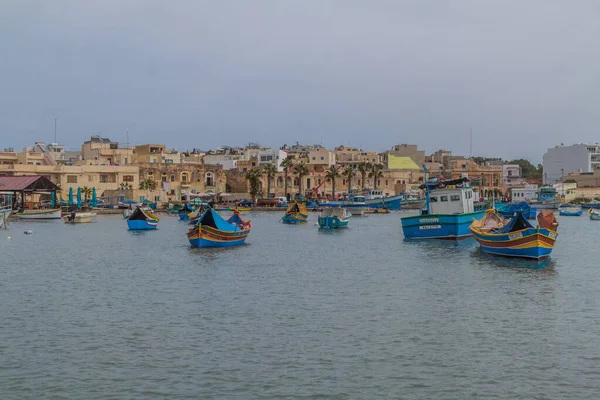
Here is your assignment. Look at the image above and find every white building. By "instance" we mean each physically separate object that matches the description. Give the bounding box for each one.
[511,185,539,203]
[203,154,238,170]
[502,164,523,186]
[542,143,600,184]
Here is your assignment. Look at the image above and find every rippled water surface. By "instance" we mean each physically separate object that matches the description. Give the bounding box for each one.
[1,211,599,399]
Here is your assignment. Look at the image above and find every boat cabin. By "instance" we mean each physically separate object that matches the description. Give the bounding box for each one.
[538,187,558,201]
[426,187,475,215]
[512,185,538,203]
[366,190,384,199]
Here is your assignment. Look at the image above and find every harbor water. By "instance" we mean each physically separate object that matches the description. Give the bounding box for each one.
[1,212,599,399]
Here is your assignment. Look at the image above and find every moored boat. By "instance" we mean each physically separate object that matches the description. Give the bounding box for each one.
[401,174,485,240]
[581,200,600,210]
[321,195,367,216]
[364,190,403,210]
[399,193,426,210]
[127,206,159,230]
[0,205,12,228]
[470,209,559,260]
[17,208,62,220]
[281,202,308,224]
[187,208,251,247]
[178,203,195,221]
[317,206,351,229]
[590,209,600,220]
[364,207,390,214]
[558,206,583,216]
[63,210,97,224]
[229,207,252,212]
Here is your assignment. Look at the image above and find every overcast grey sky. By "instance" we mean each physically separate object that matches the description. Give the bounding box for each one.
[2,0,599,162]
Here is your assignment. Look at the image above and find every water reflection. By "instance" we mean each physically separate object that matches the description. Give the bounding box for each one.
[470,247,558,272]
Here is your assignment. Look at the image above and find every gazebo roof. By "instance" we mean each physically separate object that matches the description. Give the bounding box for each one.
[0,175,60,192]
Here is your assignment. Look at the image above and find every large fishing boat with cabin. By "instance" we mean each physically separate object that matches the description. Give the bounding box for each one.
[470,209,559,259]
[511,185,561,210]
[281,202,309,224]
[317,206,351,229]
[401,171,485,240]
[187,208,251,247]
[363,190,403,210]
[321,194,368,216]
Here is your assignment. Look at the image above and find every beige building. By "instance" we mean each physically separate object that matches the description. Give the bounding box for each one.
[334,146,380,168]
[307,147,336,167]
[134,144,167,164]
[82,136,133,165]
[382,144,426,167]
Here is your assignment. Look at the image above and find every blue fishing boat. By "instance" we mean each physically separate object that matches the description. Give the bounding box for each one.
[127,206,159,230]
[281,202,309,224]
[364,190,403,210]
[318,206,351,229]
[401,171,485,240]
[178,203,195,220]
[581,200,600,210]
[321,195,368,216]
[470,209,559,259]
[187,209,251,248]
[558,206,582,216]
[497,202,533,219]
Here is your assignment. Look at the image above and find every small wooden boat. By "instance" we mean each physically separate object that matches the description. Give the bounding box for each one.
[63,210,97,224]
[590,209,600,220]
[581,200,600,210]
[188,205,209,225]
[281,202,308,224]
[364,207,390,214]
[470,209,559,260]
[17,208,62,220]
[127,206,159,230]
[559,206,582,217]
[229,207,251,212]
[318,207,351,229]
[187,208,251,248]
[0,205,12,228]
[178,203,195,221]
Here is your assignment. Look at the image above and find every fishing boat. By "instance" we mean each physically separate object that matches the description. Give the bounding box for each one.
[229,207,252,212]
[178,203,195,221]
[17,208,62,220]
[470,209,559,260]
[0,205,12,228]
[188,204,209,225]
[281,202,308,224]
[590,209,600,220]
[187,208,252,248]
[364,207,390,214]
[63,209,97,224]
[558,206,583,216]
[399,193,426,210]
[318,206,351,229]
[127,206,160,230]
[581,200,600,210]
[497,202,533,219]
[321,195,367,216]
[364,190,403,210]
[511,185,561,210]
[401,173,485,240]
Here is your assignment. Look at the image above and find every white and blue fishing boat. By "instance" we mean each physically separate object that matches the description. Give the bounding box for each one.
[558,206,582,217]
[0,205,12,228]
[127,206,159,230]
[318,206,351,229]
[401,170,485,240]
[364,190,403,210]
[321,194,368,216]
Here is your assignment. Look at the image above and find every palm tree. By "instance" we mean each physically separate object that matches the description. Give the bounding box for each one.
[119,182,131,190]
[358,161,372,190]
[81,186,92,204]
[325,165,341,199]
[245,168,262,201]
[280,156,295,198]
[370,163,384,190]
[262,164,278,197]
[139,179,156,190]
[294,162,309,196]
[342,165,356,193]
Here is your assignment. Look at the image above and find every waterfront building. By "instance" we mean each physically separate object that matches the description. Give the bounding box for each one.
[82,136,134,165]
[542,143,600,184]
[502,164,524,187]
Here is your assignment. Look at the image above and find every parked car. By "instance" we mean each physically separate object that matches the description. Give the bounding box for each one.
[237,199,254,207]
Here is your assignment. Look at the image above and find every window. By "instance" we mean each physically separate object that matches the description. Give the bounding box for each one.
[170,175,175,182]
[320,157,324,160]
[67,175,77,183]
[181,173,188,183]
[100,174,115,183]
[312,157,316,160]
[206,172,214,186]
[147,171,153,176]
[430,196,438,202]
[451,195,460,201]
[441,196,448,202]
[123,175,134,182]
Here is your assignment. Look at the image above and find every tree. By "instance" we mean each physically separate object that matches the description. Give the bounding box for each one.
[262,164,278,197]
[325,165,341,199]
[245,168,262,201]
[294,162,309,196]
[357,161,372,190]
[507,159,542,179]
[139,179,156,190]
[342,165,356,192]
[81,186,92,203]
[370,163,384,190]
[119,182,132,190]
[280,156,295,198]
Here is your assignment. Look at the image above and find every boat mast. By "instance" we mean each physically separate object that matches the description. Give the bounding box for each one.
[423,164,430,214]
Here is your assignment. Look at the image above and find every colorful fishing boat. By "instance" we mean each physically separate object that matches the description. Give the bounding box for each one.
[188,204,209,225]
[321,195,367,216]
[281,202,308,224]
[497,202,533,219]
[590,209,600,220]
[470,209,559,260]
[401,173,485,240]
[187,208,251,248]
[178,203,195,221]
[229,206,252,212]
[17,208,62,220]
[581,200,600,210]
[364,190,403,210]
[318,206,351,229]
[558,206,583,216]
[127,206,159,230]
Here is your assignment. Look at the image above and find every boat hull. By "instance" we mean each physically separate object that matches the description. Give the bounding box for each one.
[401,211,486,240]
[527,200,562,210]
[365,195,402,210]
[187,225,250,247]
[400,199,426,210]
[127,219,158,230]
[590,213,600,220]
[281,214,308,224]
[179,213,190,221]
[17,209,62,220]
[0,207,11,228]
[317,216,350,229]
[471,227,557,260]
[63,212,97,223]
[559,210,582,216]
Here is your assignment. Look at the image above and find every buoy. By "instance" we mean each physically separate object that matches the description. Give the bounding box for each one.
[24,230,33,235]
[7,236,11,240]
